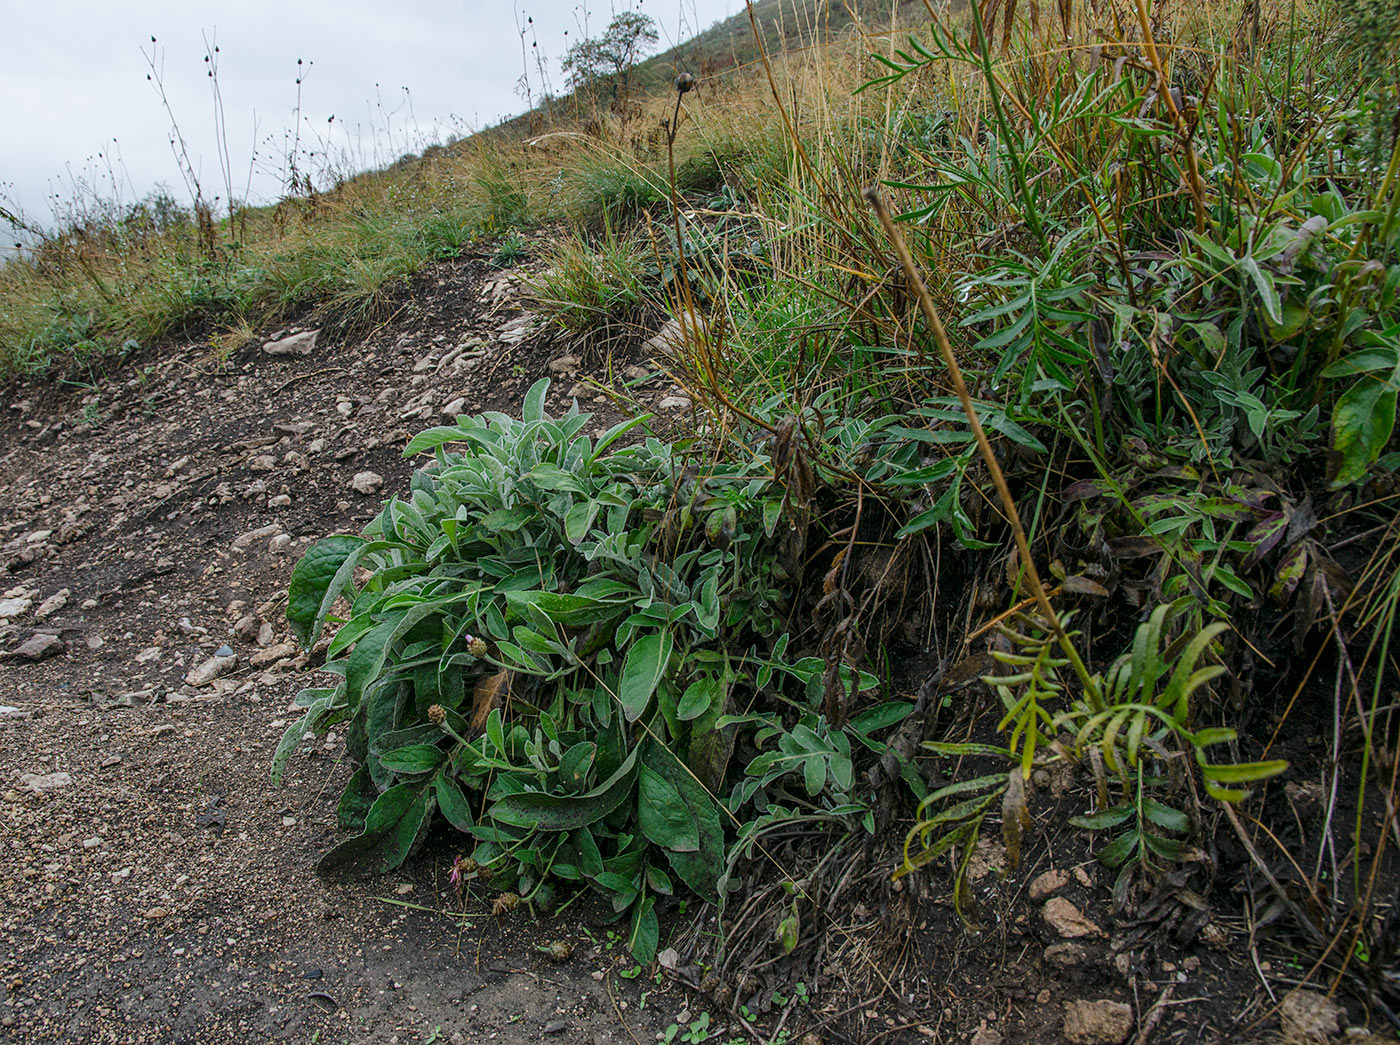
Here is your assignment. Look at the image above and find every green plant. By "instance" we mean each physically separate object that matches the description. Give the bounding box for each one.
[274,381,893,962]
[899,604,1287,906]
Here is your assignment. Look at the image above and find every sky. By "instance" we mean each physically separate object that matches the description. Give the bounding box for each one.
[0,0,737,235]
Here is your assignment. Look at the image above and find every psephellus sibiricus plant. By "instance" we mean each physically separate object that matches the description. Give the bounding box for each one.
[272,380,903,962]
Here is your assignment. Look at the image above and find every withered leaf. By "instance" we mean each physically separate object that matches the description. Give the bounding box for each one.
[469,670,512,736]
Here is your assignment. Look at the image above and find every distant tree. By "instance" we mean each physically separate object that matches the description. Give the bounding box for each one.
[561,11,659,105]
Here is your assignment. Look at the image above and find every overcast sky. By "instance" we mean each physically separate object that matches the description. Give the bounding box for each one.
[0,0,736,233]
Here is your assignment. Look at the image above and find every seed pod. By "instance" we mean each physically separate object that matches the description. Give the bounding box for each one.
[492,891,521,916]
[427,704,446,726]
[674,72,696,94]
[546,940,574,962]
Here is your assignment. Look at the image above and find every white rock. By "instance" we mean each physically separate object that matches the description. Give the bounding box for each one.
[657,396,691,411]
[441,397,467,417]
[11,632,63,660]
[269,534,293,555]
[1029,868,1070,900]
[232,523,282,550]
[263,329,319,356]
[19,771,72,793]
[186,653,237,687]
[250,642,297,668]
[34,589,70,619]
[351,471,384,495]
[1062,1000,1133,1045]
[0,597,32,621]
[1043,897,1104,938]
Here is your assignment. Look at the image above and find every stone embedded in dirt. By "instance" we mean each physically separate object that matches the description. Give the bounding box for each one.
[1043,897,1104,938]
[1062,999,1133,1044]
[143,906,171,921]
[1029,868,1070,900]
[250,642,296,668]
[150,724,177,736]
[351,471,384,495]
[232,523,282,551]
[249,454,277,472]
[269,534,293,555]
[969,1024,1004,1045]
[0,597,33,621]
[0,706,29,720]
[623,365,651,382]
[263,330,319,356]
[186,651,237,687]
[233,614,261,643]
[441,397,467,417]
[1278,989,1344,1041]
[11,632,64,661]
[497,313,537,345]
[34,589,71,620]
[657,395,691,411]
[548,355,581,374]
[256,621,276,647]
[1043,942,1091,968]
[19,771,72,794]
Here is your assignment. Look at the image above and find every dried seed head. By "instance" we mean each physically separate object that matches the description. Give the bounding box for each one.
[492,892,521,917]
[674,72,696,94]
[546,939,574,962]
[466,635,488,658]
[427,704,446,726]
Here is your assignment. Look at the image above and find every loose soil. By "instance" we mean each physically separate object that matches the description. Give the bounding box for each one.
[0,248,1387,1044]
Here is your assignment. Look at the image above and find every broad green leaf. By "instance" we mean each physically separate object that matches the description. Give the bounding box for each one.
[286,535,367,647]
[849,701,915,735]
[337,765,377,829]
[317,781,435,878]
[564,501,599,544]
[677,678,717,722]
[1097,829,1140,867]
[627,895,658,964]
[434,773,475,833]
[489,743,640,829]
[271,697,326,786]
[523,378,550,422]
[638,765,700,852]
[1331,373,1398,488]
[379,743,447,775]
[619,631,674,722]
[1142,797,1191,834]
[644,743,723,904]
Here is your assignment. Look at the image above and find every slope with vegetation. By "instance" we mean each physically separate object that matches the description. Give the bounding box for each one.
[5,0,1400,1039]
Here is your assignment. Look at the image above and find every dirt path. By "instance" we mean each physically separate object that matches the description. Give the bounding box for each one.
[0,255,697,1044]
